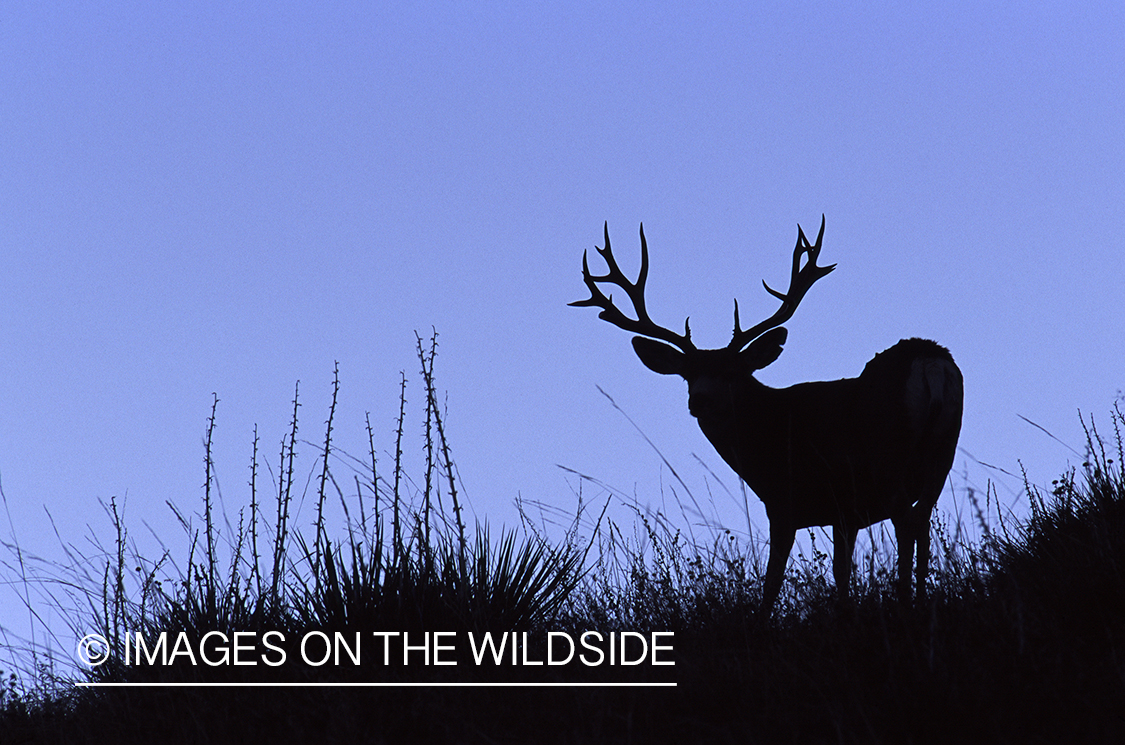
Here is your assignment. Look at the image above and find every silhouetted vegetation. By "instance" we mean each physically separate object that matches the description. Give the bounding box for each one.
[2,341,1123,743]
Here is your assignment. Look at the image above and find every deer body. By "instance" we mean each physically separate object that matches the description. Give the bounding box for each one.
[573,219,963,612]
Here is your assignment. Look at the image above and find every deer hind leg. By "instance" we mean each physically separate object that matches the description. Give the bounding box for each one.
[833,524,858,602]
[893,502,936,602]
[913,485,942,601]
[761,524,796,614]
[915,507,932,600]
[893,515,916,602]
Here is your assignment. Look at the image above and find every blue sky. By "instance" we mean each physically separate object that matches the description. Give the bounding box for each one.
[2,2,1123,664]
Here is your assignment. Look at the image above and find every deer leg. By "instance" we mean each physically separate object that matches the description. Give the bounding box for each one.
[832,524,858,601]
[914,502,936,600]
[761,524,796,614]
[893,516,916,602]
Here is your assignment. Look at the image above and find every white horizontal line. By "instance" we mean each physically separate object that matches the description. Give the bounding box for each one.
[77,681,676,688]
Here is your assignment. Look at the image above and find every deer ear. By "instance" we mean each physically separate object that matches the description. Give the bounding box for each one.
[740,327,788,371]
[632,337,685,375]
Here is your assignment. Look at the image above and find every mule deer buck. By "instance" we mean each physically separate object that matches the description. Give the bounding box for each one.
[571,217,963,612]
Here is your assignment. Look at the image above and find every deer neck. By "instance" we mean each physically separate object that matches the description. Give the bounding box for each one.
[691,376,784,493]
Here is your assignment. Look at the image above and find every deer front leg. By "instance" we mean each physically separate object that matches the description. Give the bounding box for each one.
[761,523,796,614]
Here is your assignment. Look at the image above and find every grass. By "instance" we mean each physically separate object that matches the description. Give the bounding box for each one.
[2,337,1123,743]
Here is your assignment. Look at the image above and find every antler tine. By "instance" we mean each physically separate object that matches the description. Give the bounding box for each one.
[570,223,695,351]
[729,215,835,350]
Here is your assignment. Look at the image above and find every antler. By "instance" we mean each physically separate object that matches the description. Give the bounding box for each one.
[728,215,835,351]
[569,222,696,351]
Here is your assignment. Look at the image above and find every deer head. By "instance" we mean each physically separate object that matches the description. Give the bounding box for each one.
[570,217,835,419]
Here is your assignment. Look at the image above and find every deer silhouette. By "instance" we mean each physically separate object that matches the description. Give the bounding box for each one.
[572,217,963,612]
